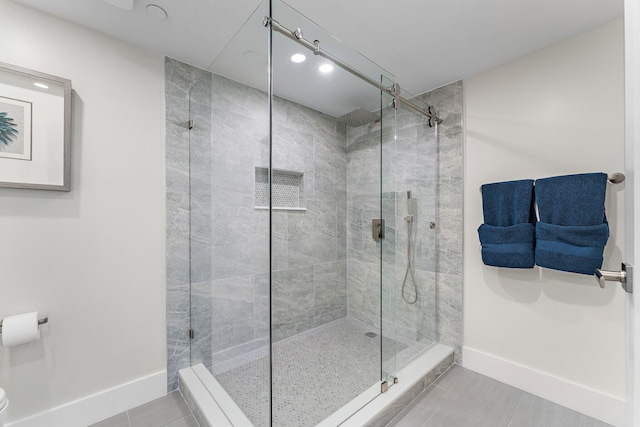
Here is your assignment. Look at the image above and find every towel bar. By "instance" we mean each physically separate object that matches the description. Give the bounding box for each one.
[478,172,625,192]
[607,172,625,184]
[0,316,48,334]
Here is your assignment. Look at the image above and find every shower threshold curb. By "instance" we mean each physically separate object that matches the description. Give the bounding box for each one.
[180,343,453,426]
[340,343,453,426]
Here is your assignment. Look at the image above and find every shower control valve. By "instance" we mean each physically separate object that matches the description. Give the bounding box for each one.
[372,219,385,242]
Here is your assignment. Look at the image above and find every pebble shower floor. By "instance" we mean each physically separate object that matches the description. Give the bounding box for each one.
[212,317,432,426]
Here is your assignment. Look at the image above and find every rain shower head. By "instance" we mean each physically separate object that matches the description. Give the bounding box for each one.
[337,109,380,127]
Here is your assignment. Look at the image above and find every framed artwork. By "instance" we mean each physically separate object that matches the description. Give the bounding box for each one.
[0,96,32,161]
[0,62,71,191]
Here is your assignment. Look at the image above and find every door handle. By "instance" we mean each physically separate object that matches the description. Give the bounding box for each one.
[595,263,633,293]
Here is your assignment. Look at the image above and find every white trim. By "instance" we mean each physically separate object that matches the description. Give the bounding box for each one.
[317,383,379,427]
[6,371,167,427]
[179,344,453,427]
[463,346,624,426]
[191,364,251,426]
[340,343,454,426]
[178,367,233,427]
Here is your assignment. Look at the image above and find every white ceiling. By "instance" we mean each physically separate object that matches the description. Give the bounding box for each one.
[11,0,623,116]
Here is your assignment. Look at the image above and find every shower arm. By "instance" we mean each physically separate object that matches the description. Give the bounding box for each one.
[265,17,442,125]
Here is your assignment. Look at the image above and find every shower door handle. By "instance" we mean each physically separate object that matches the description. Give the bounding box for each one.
[372,219,385,242]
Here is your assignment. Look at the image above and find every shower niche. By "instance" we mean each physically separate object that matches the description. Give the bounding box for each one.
[254,167,306,211]
[184,0,449,425]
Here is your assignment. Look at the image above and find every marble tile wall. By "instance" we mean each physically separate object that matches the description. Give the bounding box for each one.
[346,81,464,361]
[204,74,349,349]
[178,69,351,372]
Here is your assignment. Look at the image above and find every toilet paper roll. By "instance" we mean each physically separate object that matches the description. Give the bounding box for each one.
[1,312,40,347]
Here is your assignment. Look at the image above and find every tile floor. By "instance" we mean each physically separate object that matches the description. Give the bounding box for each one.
[388,365,614,427]
[91,364,615,427]
[89,391,197,427]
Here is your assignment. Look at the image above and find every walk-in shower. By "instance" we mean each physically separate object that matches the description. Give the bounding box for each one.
[181,0,455,425]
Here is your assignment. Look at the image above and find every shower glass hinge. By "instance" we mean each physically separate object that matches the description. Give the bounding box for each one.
[188,329,194,339]
[188,119,194,129]
[381,380,389,393]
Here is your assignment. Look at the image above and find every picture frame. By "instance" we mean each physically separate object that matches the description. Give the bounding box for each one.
[0,62,71,191]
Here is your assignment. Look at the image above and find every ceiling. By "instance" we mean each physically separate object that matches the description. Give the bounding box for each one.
[11,0,624,116]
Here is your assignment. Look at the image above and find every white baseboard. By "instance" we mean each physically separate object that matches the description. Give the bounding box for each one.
[463,346,624,426]
[7,371,167,427]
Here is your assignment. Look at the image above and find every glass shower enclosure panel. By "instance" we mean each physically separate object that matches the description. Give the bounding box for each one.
[188,1,271,425]
[391,86,439,368]
[186,0,439,424]
[270,0,397,424]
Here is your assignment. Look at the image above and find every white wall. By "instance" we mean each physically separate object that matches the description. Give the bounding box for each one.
[0,0,166,423]
[463,19,626,425]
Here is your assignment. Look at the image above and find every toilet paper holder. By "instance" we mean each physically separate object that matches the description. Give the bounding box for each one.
[0,316,48,334]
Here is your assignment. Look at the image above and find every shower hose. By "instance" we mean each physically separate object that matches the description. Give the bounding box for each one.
[401,214,418,304]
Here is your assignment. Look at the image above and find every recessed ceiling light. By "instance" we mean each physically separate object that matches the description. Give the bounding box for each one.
[291,54,306,63]
[319,64,334,73]
[146,4,168,20]
[34,83,49,89]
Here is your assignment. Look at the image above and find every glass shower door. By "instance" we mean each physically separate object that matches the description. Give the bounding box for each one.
[380,75,397,385]
[269,1,397,424]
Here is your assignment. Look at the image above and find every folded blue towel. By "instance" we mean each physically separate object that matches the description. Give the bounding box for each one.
[535,173,609,275]
[478,179,536,268]
[535,173,607,226]
[478,223,535,268]
[481,179,536,226]
[535,222,609,275]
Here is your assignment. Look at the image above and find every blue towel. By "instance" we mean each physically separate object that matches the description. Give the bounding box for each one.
[478,179,536,268]
[478,223,535,268]
[481,180,536,226]
[534,173,609,275]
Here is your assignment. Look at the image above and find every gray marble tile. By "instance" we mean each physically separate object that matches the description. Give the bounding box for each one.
[89,413,130,427]
[190,281,212,368]
[436,273,463,360]
[430,370,524,427]
[271,126,314,184]
[254,273,270,342]
[314,135,347,202]
[210,275,256,353]
[509,393,604,427]
[287,200,338,268]
[388,385,451,427]
[212,191,270,279]
[128,391,192,427]
[271,210,289,271]
[366,353,453,427]
[165,57,206,96]
[347,259,381,328]
[433,364,469,392]
[272,266,315,341]
[314,260,348,322]
[167,415,199,427]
